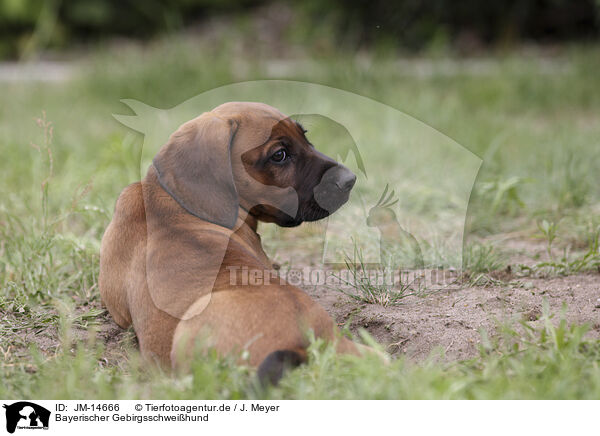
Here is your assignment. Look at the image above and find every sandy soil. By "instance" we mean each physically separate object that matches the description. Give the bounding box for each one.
[11,239,598,366]
[303,272,600,361]
[87,267,600,365]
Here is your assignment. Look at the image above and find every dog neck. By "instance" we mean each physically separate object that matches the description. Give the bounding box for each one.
[143,167,271,268]
[236,208,258,233]
[230,208,271,267]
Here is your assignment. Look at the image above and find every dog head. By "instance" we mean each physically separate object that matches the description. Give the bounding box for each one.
[153,102,356,228]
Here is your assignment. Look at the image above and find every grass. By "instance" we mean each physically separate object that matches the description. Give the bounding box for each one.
[334,243,422,307]
[1,308,599,399]
[1,33,600,399]
[515,220,600,277]
[463,242,507,274]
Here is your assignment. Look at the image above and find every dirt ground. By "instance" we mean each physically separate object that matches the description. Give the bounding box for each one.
[18,239,599,366]
[90,270,600,365]
[304,272,600,361]
[299,237,600,361]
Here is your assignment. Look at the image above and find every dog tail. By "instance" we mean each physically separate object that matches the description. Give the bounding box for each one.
[257,348,307,387]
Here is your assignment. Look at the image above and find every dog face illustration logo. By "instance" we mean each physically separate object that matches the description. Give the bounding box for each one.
[114,80,481,297]
[2,402,50,434]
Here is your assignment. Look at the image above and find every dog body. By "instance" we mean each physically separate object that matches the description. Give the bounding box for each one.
[100,102,361,370]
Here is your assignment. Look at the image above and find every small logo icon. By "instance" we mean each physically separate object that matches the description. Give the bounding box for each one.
[2,402,50,434]
[366,184,424,270]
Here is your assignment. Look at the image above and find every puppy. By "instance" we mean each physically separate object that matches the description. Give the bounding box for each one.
[99,102,367,382]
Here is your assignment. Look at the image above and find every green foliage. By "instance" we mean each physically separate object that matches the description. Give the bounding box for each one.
[1,310,599,399]
[0,0,264,58]
[463,243,506,274]
[517,223,600,276]
[1,0,600,59]
[538,219,558,256]
[293,0,600,51]
[477,176,527,216]
[334,243,420,307]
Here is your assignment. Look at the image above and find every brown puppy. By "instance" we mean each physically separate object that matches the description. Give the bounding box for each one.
[99,102,364,382]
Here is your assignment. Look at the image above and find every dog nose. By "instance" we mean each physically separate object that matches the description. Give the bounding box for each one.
[314,165,356,214]
[335,168,357,192]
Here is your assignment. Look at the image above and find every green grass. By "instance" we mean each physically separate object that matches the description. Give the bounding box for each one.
[1,35,600,399]
[463,242,507,274]
[516,220,600,277]
[1,309,599,399]
[334,244,421,307]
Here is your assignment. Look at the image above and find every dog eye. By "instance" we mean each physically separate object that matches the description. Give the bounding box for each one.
[270,149,288,163]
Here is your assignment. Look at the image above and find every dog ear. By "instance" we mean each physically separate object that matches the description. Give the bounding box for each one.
[153,113,239,229]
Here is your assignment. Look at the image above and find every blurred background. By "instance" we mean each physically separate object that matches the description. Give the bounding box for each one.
[1,0,600,59]
[1,0,599,273]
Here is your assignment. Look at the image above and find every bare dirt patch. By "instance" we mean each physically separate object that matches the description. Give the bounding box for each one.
[304,272,600,361]
[169,233,599,361]
[10,271,600,368]
[7,238,598,367]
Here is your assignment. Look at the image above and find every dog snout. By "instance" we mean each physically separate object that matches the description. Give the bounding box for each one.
[318,165,356,195]
[334,168,357,192]
[312,165,357,215]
